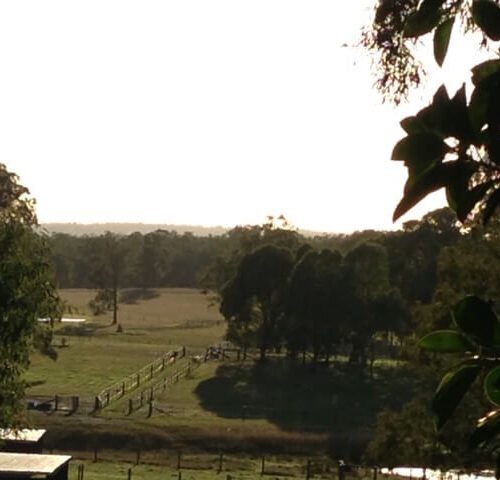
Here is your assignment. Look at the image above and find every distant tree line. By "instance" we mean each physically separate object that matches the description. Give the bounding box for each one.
[48,211,460,346]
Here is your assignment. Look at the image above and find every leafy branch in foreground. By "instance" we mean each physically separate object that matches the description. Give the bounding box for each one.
[419,296,500,453]
[365,0,500,461]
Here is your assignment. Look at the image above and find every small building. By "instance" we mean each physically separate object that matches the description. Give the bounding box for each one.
[0,452,71,479]
[0,429,46,454]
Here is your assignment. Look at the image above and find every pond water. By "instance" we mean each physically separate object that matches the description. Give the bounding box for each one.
[381,468,495,480]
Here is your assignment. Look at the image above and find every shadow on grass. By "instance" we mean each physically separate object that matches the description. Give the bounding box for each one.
[56,322,109,337]
[25,379,46,388]
[195,359,416,435]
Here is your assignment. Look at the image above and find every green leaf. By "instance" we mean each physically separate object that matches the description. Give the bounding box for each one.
[469,62,500,137]
[471,59,500,86]
[400,116,427,134]
[483,188,500,224]
[392,132,448,162]
[417,85,454,137]
[393,163,453,221]
[449,84,474,142]
[453,295,500,347]
[447,175,490,223]
[469,83,489,134]
[472,0,500,41]
[470,409,500,448]
[434,18,454,67]
[432,362,481,430]
[404,0,444,37]
[485,367,500,406]
[419,330,474,353]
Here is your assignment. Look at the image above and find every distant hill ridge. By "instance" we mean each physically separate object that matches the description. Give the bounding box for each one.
[41,222,324,237]
[41,223,230,236]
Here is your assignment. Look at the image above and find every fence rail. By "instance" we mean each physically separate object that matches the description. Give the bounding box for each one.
[94,346,185,410]
[126,353,208,415]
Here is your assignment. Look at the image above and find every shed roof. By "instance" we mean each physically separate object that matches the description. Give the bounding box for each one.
[0,429,46,443]
[0,452,71,475]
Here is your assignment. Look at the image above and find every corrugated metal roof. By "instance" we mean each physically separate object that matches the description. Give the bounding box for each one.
[0,429,46,443]
[0,453,71,474]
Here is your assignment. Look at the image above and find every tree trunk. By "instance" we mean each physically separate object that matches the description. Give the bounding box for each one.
[312,347,319,372]
[112,286,118,325]
[259,345,266,361]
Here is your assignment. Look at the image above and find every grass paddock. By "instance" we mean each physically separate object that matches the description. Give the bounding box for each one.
[24,288,414,464]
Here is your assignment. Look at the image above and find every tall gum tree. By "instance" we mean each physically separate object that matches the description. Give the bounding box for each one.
[0,163,62,426]
[220,244,294,361]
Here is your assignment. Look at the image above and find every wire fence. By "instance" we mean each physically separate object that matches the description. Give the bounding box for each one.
[94,346,186,410]
[66,450,386,480]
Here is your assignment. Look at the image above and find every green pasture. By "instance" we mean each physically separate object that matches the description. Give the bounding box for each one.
[25,288,225,398]
[24,288,415,460]
[65,453,381,480]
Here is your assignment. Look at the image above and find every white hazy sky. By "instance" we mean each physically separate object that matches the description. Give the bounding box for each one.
[0,1,484,233]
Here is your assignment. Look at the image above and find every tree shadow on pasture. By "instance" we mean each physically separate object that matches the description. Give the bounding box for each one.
[56,322,108,338]
[195,359,416,434]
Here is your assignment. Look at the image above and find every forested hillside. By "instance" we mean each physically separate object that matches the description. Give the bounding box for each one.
[47,210,458,294]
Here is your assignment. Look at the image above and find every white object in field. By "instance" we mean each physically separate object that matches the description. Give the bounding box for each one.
[0,452,71,475]
[0,429,46,443]
[37,318,86,323]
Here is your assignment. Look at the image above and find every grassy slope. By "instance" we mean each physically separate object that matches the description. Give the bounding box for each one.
[25,289,224,397]
[24,288,415,462]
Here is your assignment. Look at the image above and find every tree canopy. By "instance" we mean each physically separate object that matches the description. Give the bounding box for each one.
[0,163,61,426]
[365,0,500,461]
[365,0,500,227]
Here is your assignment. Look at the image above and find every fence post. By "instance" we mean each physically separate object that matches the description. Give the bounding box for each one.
[178,472,182,480]
[136,450,141,465]
[128,399,133,415]
[177,451,182,470]
[306,460,311,480]
[162,357,165,370]
[147,400,153,418]
[261,456,265,476]
[140,391,144,407]
[150,364,154,379]
[122,382,126,397]
[373,467,378,480]
[137,373,140,387]
[93,447,98,463]
[94,396,100,411]
[218,453,224,473]
[54,395,59,411]
[106,392,110,407]
[128,467,132,480]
